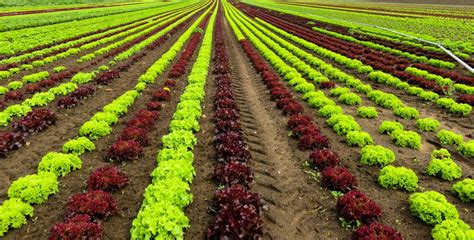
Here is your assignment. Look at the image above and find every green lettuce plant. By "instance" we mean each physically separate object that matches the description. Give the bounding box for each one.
[426,151,462,181]
[432,219,474,240]
[379,120,404,134]
[0,198,34,236]
[38,152,82,177]
[8,81,23,90]
[8,172,58,204]
[346,131,373,147]
[457,140,474,158]
[63,137,96,155]
[417,118,440,132]
[390,130,421,149]
[394,106,419,119]
[143,177,192,208]
[437,130,463,146]
[378,165,418,192]
[452,178,473,202]
[409,191,459,225]
[79,120,112,140]
[91,112,119,125]
[130,200,189,240]
[339,92,361,106]
[319,105,343,118]
[360,145,395,166]
[357,106,378,118]
[162,130,197,150]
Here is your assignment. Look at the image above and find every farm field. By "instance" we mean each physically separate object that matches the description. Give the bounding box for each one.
[0,0,472,239]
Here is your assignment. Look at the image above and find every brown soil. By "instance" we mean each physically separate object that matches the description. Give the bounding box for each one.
[1,15,200,239]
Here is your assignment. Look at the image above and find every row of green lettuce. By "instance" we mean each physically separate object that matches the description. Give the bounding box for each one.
[129,4,217,240]
[0,5,212,237]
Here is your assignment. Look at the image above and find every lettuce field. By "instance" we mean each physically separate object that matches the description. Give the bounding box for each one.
[0,0,472,239]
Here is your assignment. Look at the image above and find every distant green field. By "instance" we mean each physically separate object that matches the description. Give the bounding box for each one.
[0,0,175,7]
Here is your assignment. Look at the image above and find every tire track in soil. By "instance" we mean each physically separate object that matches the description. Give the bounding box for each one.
[223,17,347,240]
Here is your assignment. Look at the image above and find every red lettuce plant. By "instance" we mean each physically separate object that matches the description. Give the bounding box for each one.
[337,190,382,223]
[67,190,117,218]
[261,70,279,83]
[39,79,56,88]
[87,165,129,192]
[215,98,238,110]
[287,114,312,130]
[57,96,78,109]
[458,94,474,106]
[49,214,102,240]
[4,91,24,101]
[353,222,403,240]
[266,81,284,89]
[120,127,150,146]
[146,101,162,111]
[270,87,292,100]
[213,161,254,187]
[0,132,26,157]
[309,148,340,170]
[164,80,176,87]
[215,120,242,133]
[215,108,240,122]
[298,132,330,150]
[127,115,156,130]
[282,101,303,116]
[212,184,265,212]
[95,70,120,85]
[106,140,142,162]
[292,123,319,139]
[71,85,95,99]
[320,81,336,89]
[12,108,56,134]
[135,109,159,122]
[214,132,251,162]
[276,97,293,109]
[152,89,171,101]
[25,83,42,94]
[207,203,263,239]
[321,167,358,192]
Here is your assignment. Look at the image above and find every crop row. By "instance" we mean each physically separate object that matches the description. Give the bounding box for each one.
[129,4,216,239]
[207,8,264,238]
